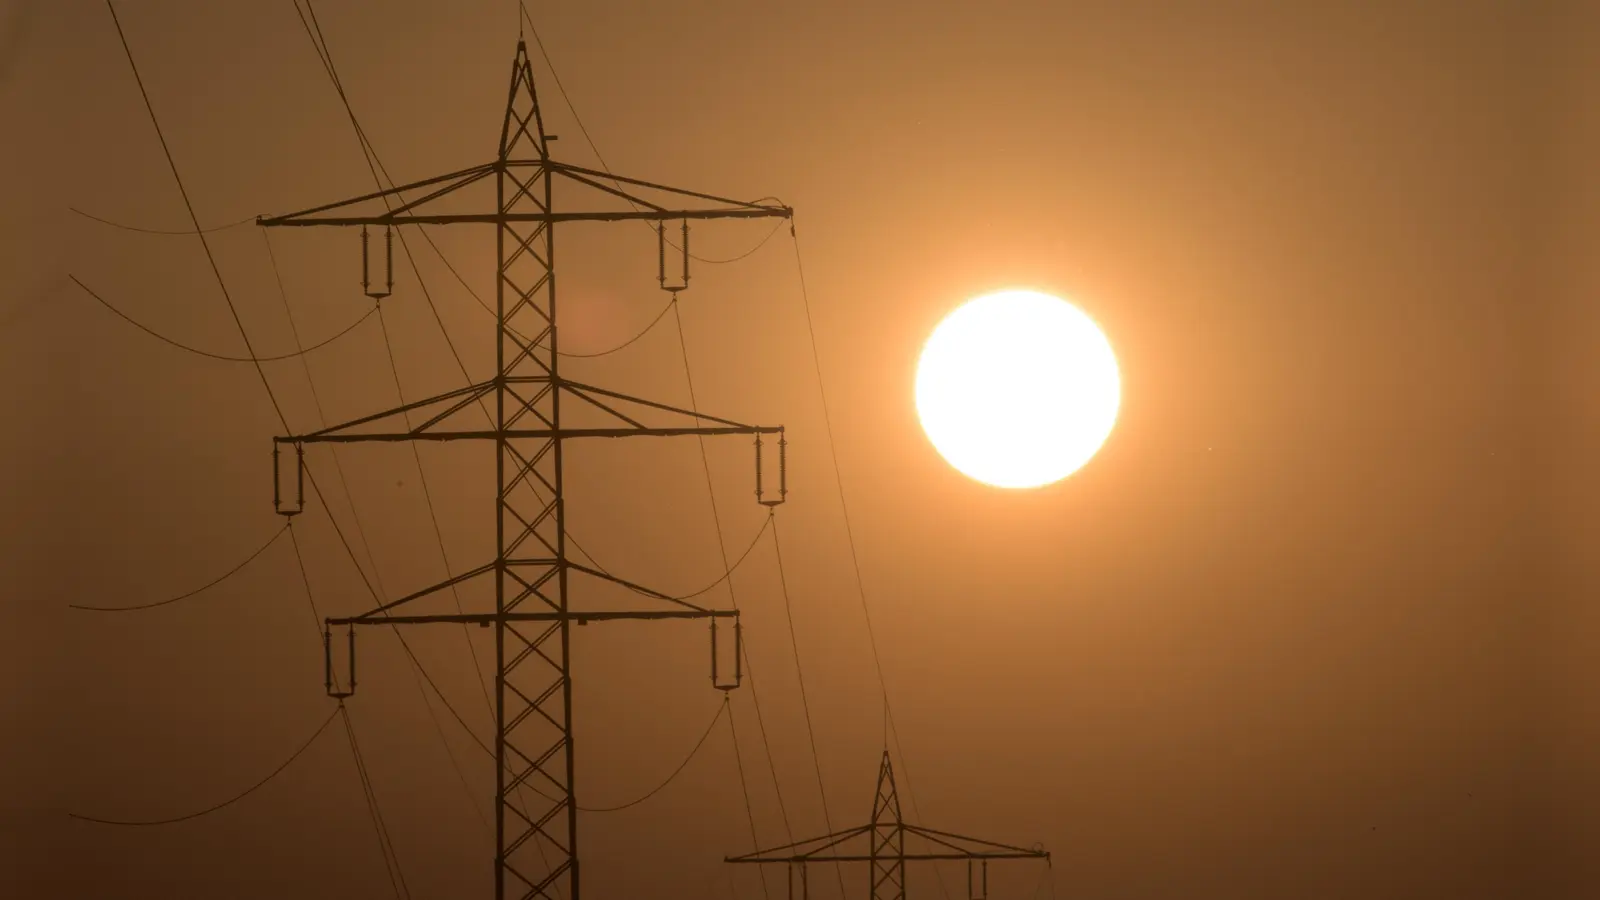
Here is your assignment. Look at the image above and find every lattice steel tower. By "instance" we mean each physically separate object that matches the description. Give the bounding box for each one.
[726,752,1050,900]
[260,41,791,900]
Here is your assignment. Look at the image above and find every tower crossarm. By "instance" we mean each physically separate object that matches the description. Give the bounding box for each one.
[725,825,875,864]
[546,162,788,215]
[329,609,739,627]
[256,159,791,229]
[563,561,709,612]
[260,207,788,227]
[901,825,1048,861]
[282,380,497,443]
[318,556,739,627]
[281,425,780,443]
[729,851,1047,864]
[254,162,498,227]
[314,554,745,701]
[726,833,1049,864]
[271,379,782,445]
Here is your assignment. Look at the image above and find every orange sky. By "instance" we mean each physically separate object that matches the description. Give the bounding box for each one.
[5,1,1599,898]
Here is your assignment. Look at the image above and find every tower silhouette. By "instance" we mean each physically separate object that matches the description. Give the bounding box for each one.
[261,40,791,900]
[726,751,1051,900]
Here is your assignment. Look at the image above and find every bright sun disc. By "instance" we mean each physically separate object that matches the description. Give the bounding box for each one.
[915,289,1121,489]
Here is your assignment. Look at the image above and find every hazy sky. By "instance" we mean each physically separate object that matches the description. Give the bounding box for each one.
[5,1,1598,898]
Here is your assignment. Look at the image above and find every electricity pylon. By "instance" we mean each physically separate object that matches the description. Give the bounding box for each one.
[726,752,1050,900]
[259,40,792,900]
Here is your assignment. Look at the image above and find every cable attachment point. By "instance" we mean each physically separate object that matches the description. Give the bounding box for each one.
[272,440,305,517]
[324,624,356,699]
[710,614,743,691]
[361,225,394,300]
[658,220,690,294]
[755,430,788,507]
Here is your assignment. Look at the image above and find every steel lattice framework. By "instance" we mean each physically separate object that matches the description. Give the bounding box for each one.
[261,41,791,900]
[727,751,1050,900]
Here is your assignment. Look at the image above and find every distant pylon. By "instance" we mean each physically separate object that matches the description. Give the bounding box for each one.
[871,751,907,900]
[726,751,1050,900]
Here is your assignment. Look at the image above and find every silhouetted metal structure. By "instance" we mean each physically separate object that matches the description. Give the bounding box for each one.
[726,752,1050,900]
[259,40,791,900]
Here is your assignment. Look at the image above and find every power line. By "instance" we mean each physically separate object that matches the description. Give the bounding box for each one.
[376,300,497,708]
[265,169,492,885]
[295,0,490,392]
[264,228,385,606]
[70,206,254,234]
[767,513,849,896]
[68,274,376,363]
[373,613,734,817]
[725,700,774,900]
[266,228,479,745]
[1029,858,1055,900]
[670,301,800,855]
[415,223,678,359]
[103,5,409,893]
[788,221,953,900]
[580,697,729,813]
[69,522,289,612]
[67,705,341,827]
[272,221,516,839]
[612,509,772,605]
[538,293,677,359]
[286,526,324,636]
[104,0,284,426]
[352,627,729,817]
[287,527,406,900]
[270,243,412,900]
[340,705,411,900]
[680,218,787,265]
[293,0,496,719]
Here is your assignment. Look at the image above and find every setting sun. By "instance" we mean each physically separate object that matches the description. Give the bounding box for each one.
[915,289,1121,489]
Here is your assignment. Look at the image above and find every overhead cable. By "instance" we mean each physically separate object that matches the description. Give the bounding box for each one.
[69,523,290,612]
[417,224,676,360]
[68,275,376,364]
[768,513,849,894]
[789,223,953,898]
[580,698,729,813]
[104,5,407,893]
[70,206,254,235]
[68,705,341,826]
[669,299,800,859]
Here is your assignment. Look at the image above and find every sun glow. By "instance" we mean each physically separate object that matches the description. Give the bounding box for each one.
[915,289,1121,489]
